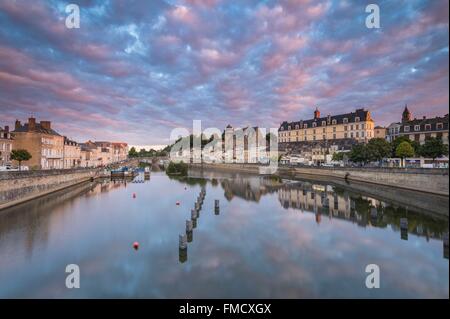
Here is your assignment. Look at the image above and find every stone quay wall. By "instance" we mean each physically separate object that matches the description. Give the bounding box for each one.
[0,168,104,210]
[190,163,449,196]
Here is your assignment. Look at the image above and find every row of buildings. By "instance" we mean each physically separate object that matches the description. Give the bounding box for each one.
[278,106,448,164]
[0,117,128,169]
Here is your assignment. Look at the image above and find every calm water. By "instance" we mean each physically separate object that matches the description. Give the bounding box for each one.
[0,170,448,298]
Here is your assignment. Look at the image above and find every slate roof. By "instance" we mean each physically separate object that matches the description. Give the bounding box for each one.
[400,114,449,133]
[279,108,372,131]
[13,123,61,136]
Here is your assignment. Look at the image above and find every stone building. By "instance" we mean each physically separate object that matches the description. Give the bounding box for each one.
[12,118,64,169]
[374,126,387,139]
[278,107,375,144]
[63,137,81,169]
[112,142,128,163]
[386,106,449,145]
[0,126,13,166]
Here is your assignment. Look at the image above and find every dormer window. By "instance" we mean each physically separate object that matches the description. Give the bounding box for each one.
[437,123,443,129]
[414,125,420,131]
[404,126,410,132]
[288,126,291,130]
[312,122,317,128]
[303,124,307,129]
[355,117,360,122]
[321,121,326,126]
[343,118,348,124]
[425,124,431,130]
[280,127,284,131]
[332,119,337,125]
[295,125,299,130]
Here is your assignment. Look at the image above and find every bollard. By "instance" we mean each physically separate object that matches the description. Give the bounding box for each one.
[195,202,200,211]
[191,209,197,220]
[444,233,449,247]
[186,220,193,233]
[370,207,377,218]
[179,234,187,250]
[214,199,219,208]
[400,218,408,230]
[187,230,193,243]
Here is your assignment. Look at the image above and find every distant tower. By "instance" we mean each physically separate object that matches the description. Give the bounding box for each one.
[314,107,321,119]
[402,105,412,123]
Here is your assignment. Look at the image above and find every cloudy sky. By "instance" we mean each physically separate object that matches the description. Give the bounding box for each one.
[0,0,448,146]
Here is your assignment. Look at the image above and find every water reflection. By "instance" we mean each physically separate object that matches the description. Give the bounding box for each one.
[0,171,448,298]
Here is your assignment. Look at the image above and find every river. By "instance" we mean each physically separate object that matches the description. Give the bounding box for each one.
[0,170,448,298]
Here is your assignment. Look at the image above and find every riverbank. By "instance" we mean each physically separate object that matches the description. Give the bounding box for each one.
[189,163,449,196]
[0,169,106,211]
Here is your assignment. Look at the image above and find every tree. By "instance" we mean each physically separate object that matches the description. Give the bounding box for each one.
[366,138,391,163]
[396,141,414,167]
[10,149,32,171]
[418,137,448,161]
[349,144,369,164]
[391,136,419,157]
[128,147,138,158]
[332,152,345,161]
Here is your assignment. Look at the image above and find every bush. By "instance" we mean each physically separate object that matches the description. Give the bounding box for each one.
[166,161,188,176]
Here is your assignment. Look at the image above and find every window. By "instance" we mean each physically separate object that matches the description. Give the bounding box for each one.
[344,133,348,138]
[332,119,337,125]
[361,123,365,129]
[437,123,443,129]
[356,132,359,138]
[404,126,410,132]
[304,130,307,135]
[322,121,326,126]
[344,126,347,131]
[414,125,420,131]
[312,122,317,128]
[361,131,365,137]
[425,124,431,131]
[303,124,307,129]
[295,125,299,129]
[355,117,360,122]
[323,128,326,133]
[343,118,348,124]
[280,127,284,131]
[350,125,354,130]
[350,132,354,138]
[356,124,359,130]
[288,126,291,130]
[333,134,336,139]
[313,129,316,134]
[322,135,326,140]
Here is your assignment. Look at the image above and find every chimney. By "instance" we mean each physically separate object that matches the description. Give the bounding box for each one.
[15,120,21,130]
[40,121,51,130]
[423,116,426,120]
[4,126,9,133]
[28,117,36,131]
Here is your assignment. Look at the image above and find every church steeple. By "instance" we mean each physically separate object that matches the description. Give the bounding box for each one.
[402,104,412,123]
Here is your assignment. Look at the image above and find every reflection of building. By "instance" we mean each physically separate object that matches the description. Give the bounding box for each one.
[0,126,13,166]
[279,108,375,144]
[221,176,281,202]
[387,106,449,145]
[12,118,64,169]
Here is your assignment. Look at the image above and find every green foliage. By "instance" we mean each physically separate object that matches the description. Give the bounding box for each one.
[128,147,138,158]
[391,136,419,157]
[166,161,188,176]
[366,138,391,162]
[349,144,369,163]
[417,137,448,160]
[396,141,415,158]
[11,149,32,170]
[332,152,345,161]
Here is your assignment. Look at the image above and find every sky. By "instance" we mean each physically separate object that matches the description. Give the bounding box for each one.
[0,0,448,146]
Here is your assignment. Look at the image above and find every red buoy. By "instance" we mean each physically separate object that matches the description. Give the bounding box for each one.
[133,193,136,198]
[133,242,139,250]
[176,201,180,206]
